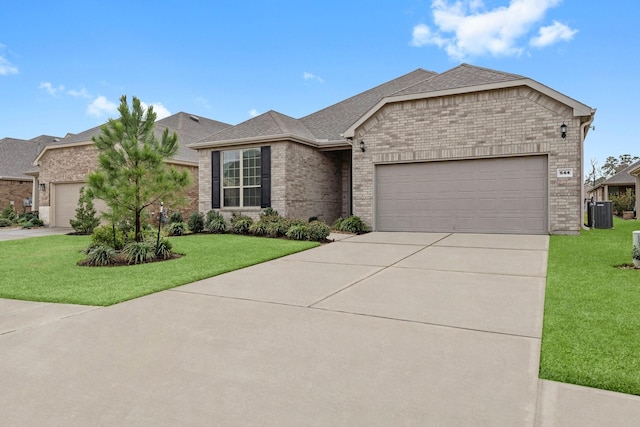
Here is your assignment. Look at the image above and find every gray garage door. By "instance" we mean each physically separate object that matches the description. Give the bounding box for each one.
[375,156,548,234]
[53,183,106,227]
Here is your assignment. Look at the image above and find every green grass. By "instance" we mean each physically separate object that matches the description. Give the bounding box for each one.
[540,217,640,395]
[0,234,317,306]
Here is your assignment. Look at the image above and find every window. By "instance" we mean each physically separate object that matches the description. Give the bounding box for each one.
[222,149,261,207]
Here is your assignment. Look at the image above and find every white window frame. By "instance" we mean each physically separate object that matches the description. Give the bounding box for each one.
[221,149,261,208]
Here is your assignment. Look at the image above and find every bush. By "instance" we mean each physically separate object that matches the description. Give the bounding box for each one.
[261,207,279,218]
[83,244,118,267]
[122,241,156,265]
[286,224,309,241]
[69,186,100,234]
[204,210,227,233]
[168,212,183,223]
[334,215,368,234]
[187,211,205,233]
[0,205,16,221]
[91,225,125,250]
[167,222,186,236]
[154,238,173,260]
[249,220,269,236]
[18,212,44,228]
[0,218,13,227]
[307,221,330,241]
[610,191,636,213]
[230,214,253,235]
[266,218,288,238]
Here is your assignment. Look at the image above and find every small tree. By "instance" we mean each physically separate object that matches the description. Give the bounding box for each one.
[88,95,190,242]
[70,186,100,234]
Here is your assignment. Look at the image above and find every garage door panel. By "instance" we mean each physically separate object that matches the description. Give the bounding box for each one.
[375,156,547,234]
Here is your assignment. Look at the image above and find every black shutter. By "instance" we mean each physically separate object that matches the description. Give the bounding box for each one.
[261,146,271,208]
[211,151,220,209]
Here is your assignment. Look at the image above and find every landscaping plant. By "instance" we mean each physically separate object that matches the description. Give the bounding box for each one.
[70,186,100,234]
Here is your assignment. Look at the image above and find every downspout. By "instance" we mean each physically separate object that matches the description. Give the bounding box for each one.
[581,112,596,230]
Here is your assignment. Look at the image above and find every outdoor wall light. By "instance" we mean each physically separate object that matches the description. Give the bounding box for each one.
[560,122,567,139]
[360,140,366,152]
[39,183,46,191]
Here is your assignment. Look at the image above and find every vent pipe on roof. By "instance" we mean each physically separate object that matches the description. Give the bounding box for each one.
[190,115,200,122]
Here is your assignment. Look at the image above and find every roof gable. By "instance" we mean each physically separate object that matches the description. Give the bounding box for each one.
[602,160,640,185]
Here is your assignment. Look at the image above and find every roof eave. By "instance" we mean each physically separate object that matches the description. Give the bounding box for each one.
[188,134,328,150]
[342,78,595,138]
[33,140,93,165]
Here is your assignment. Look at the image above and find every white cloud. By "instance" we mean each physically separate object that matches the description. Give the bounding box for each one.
[411,0,573,60]
[39,82,65,96]
[530,20,577,47]
[87,96,118,118]
[68,87,92,99]
[303,72,325,83]
[249,109,259,117]
[141,101,171,120]
[0,44,18,76]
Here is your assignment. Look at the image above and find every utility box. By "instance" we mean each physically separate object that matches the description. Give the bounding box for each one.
[593,201,613,229]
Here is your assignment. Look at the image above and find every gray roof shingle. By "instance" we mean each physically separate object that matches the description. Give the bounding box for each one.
[393,63,525,96]
[602,160,640,186]
[0,138,39,179]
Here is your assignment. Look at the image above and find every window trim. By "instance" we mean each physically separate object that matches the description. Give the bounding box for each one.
[221,148,261,208]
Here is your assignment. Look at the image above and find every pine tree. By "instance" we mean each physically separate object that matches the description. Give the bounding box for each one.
[69,186,100,234]
[88,96,190,242]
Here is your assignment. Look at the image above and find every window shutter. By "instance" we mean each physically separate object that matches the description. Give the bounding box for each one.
[211,151,220,209]
[261,146,271,208]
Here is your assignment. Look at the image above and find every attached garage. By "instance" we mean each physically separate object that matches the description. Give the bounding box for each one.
[375,156,548,234]
[52,183,106,227]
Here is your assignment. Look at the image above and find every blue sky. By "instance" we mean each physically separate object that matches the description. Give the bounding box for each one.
[1,0,638,176]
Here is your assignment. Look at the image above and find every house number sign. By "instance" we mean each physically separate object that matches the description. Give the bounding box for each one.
[556,168,573,178]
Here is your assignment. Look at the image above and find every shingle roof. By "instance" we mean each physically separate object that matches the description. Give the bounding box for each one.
[602,160,640,186]
[301,68,437,142]
[393,63,524,96]
[0,138,39,179]
[199,110,316,144]
[43,112,231,164]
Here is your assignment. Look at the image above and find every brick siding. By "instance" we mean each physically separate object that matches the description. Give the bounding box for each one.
[352,86,583,234]
[0,179,33,213]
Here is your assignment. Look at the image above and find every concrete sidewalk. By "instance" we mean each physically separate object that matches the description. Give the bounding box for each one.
[0,226,73,241]
[1,232,639,425]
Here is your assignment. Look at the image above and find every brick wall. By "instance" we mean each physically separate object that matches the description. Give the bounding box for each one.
[38,143,198,223]
[352,86,584,234]
[0,179,33,213]
[198,141,349,224]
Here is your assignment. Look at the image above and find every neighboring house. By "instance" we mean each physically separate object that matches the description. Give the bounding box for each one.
[0,135,60,214]
[587,160,640,203]
[628,161,640,216]
[190,64,596,235]
[33,113,230,227]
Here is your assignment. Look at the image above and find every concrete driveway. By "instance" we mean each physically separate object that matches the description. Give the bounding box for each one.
[0,226,73,241]
[1,232,639,426]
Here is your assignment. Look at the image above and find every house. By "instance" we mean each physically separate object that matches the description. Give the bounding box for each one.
[190,64,596,235]
[33,113,230,227]
[0,135,60,214]
[628,162,640,216]
[587,160,640,203]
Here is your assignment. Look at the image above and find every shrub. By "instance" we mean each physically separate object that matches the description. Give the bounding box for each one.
[187,211,205,233]
[286,224,309,241]
[230,214,253,235]
[154,238,173,260]
[332,217,344,229]
[18,212,44,227]
[167,221,186,236]
[249,220,269,236]
[261,207,279,218]
[84,244,118,267]
[334,215,368,234]
[91,225,125,250]
[168,212,183,223]
[610,191,636,213]
[266,218,288,238]
[69,186,100,234]
[0,218,12,227]
[122,241,156,265]
[0,205,16,221]
[307,220,330,241]
[204,210,227,233]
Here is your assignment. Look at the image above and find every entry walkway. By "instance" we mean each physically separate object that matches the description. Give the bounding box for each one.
[1,232,639,425]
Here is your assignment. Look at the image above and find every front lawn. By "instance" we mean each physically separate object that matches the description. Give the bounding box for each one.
[540,217,640,395]
[0,234,317,306]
